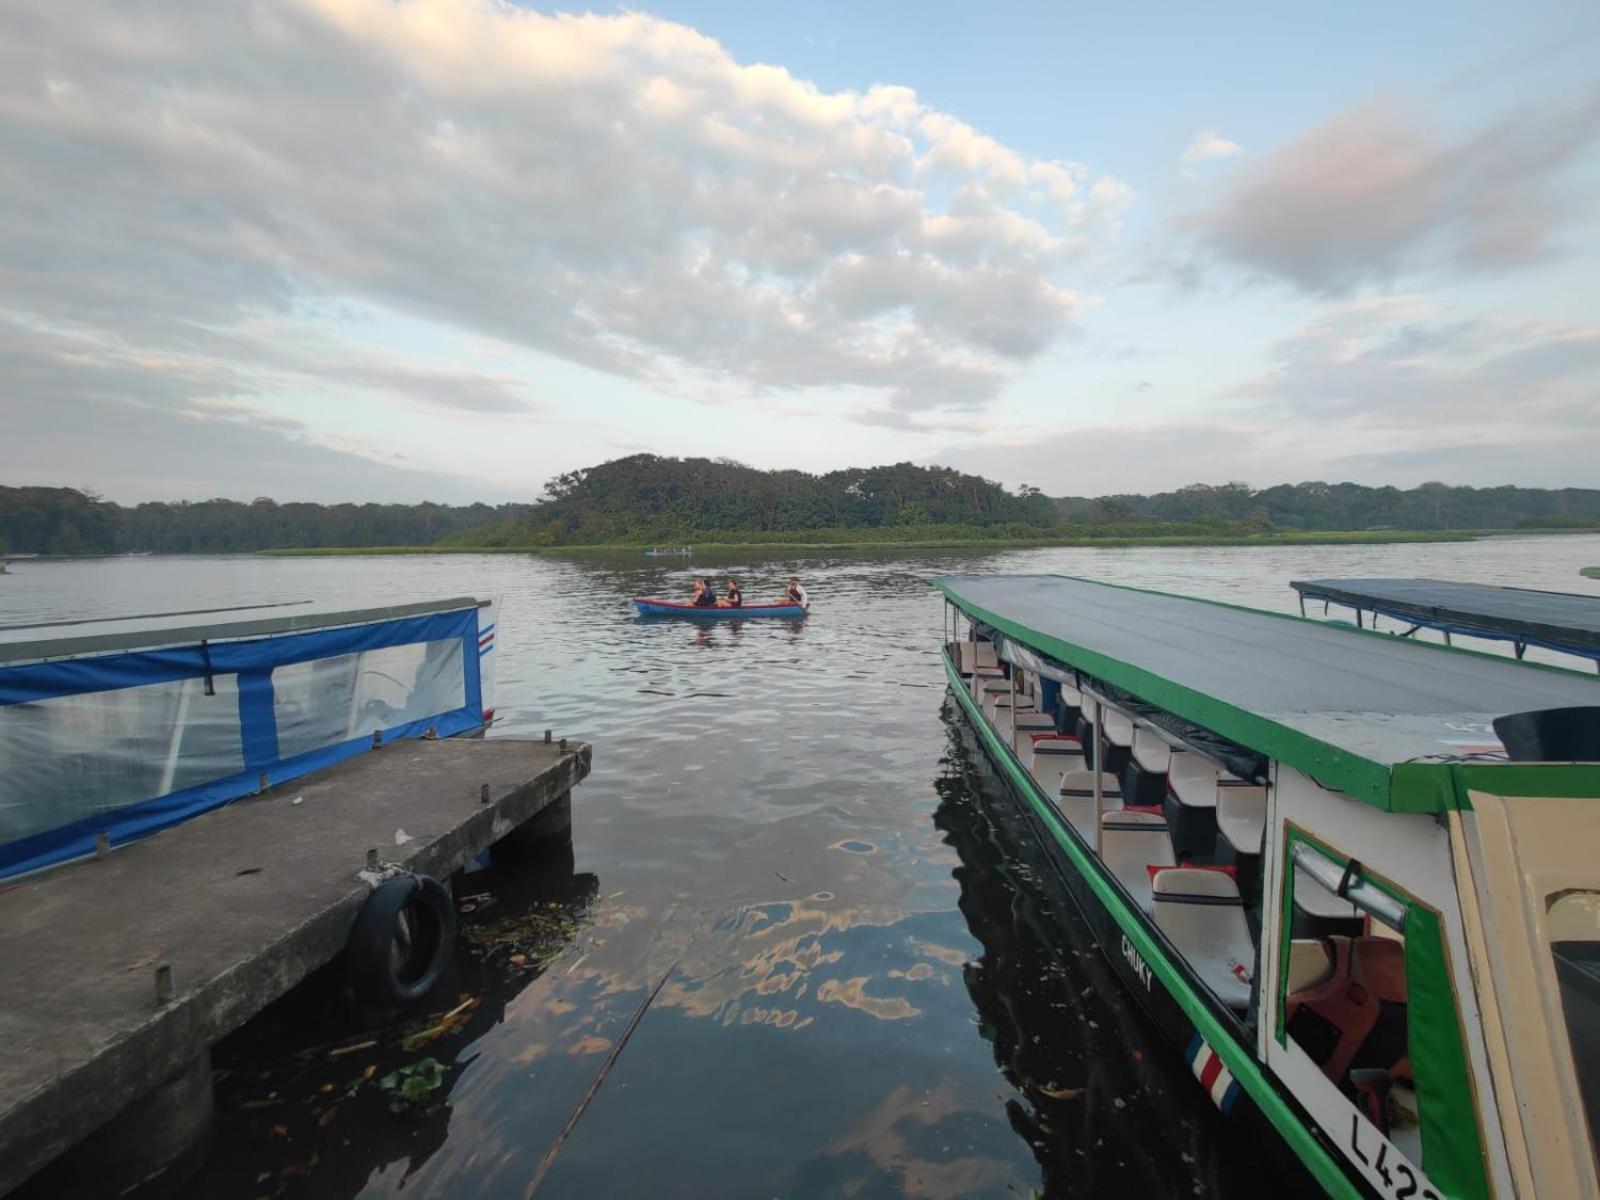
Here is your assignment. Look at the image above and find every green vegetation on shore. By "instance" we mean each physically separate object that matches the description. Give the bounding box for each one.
[259,528,1482,557]
[1583,567,1600,580]
[4,456,1598,556]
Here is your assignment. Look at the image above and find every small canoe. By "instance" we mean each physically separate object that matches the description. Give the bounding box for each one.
[633,597,808,619]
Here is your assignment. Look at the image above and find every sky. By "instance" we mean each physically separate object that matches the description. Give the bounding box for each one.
[2,0,1598,503]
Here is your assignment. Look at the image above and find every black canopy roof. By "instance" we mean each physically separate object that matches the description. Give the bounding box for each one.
[934,574,1600,808]
[1291,577,1600,659]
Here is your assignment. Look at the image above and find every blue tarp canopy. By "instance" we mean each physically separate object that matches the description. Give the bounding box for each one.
[0,598,488,878]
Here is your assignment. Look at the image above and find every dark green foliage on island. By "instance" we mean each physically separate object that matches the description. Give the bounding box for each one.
[2,460,1598,554]
[446,456,1057,547]
[0,486,534,555]
[445,461,1600,546]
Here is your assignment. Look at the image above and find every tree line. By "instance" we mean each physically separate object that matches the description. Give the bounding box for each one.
[0,487,534,555]
[2,462,1597,554]
[1059,480,1600,533]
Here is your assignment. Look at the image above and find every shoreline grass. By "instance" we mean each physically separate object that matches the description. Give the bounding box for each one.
[254,528,1497,557]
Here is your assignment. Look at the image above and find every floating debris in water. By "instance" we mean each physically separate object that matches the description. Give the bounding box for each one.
[378,1057,446,1114]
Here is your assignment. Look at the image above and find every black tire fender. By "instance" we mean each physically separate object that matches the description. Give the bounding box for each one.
[347,875,456,1010]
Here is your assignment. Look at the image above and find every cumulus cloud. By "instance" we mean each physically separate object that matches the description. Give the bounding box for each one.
[0,0,1127,450]
[1180,129,1243,165]
[1187,95,1600,292]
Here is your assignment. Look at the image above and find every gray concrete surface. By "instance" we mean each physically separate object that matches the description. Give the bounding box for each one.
[0,737,591,1197]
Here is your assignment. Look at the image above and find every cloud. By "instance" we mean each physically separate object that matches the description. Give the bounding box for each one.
[1187,94,1600,292]
[0,317,484,502]
[931,294,1600,494]
[0,0,1127,445]
[1180,129,1243,165]
[1232,295,1600,427]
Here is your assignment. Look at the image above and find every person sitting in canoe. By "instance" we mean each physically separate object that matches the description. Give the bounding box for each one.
[690,578,717,608]
[721,579,743,608]
[785,576,809,609]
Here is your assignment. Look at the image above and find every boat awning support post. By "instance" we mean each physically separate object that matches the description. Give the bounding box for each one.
[1091,699,1104,856]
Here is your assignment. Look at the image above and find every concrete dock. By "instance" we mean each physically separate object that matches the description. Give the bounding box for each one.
[0,736,591,1197]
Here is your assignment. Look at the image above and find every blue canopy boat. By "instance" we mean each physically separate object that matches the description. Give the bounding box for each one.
[633,597,807,619]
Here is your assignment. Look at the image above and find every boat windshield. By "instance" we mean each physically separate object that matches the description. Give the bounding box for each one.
[1549,891,1600,1175]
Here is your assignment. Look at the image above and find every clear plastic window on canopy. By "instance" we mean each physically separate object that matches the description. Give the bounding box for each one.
[0,675,245,845]
[272,638,466,760]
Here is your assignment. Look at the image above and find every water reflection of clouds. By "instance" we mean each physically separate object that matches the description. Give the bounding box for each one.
[797,1083,1020,1199]
[501,890,964,1062]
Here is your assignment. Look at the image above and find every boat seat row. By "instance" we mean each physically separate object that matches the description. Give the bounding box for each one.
[960,650,1263,1015]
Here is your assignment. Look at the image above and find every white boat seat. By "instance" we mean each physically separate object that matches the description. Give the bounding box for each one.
[1293,865,1362,920]
[951,640,979,673]
[1059,769,1121,835]
[979,680,1012,695]
[1101,810,1175,913]
[1131,725,1178,773]
[1101,708,1135,748]
[1030,733,1083,754]
[1216,784,1267,855]
[1167,755,1224,808]
[1059,683,1082,708]
[1011,712,1054,747]
[1030,736,1085,791]
[1151,868,1255,1011]
[974,643,998,668]
[1286,938,1336,993]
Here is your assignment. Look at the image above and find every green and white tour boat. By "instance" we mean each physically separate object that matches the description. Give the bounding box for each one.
[934,573,1600,1200]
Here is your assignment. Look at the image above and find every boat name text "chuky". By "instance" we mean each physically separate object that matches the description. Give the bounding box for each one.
[1120,934,1153,991]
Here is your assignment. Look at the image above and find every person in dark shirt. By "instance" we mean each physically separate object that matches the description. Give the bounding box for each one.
[691,578,716,607]
[722,579,743,607]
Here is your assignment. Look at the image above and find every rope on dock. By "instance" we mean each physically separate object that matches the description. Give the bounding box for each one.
[523,960,678,1197]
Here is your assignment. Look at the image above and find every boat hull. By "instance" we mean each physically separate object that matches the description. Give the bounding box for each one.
[942,649,1347,1198]
[633,598,808,619]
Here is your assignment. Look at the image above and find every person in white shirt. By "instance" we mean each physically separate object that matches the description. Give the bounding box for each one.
[785,576,809,609]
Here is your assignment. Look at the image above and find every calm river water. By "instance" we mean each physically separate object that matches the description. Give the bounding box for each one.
[5,535,1598,1199]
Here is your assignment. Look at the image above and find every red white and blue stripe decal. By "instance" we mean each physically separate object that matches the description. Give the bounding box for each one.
[478,624,495,656]
[1186,1032,1242,1114]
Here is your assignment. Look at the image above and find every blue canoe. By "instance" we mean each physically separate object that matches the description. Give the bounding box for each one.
[633,597,808,619]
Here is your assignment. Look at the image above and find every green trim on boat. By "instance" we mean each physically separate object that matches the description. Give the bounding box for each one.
[942,652,1362,1200]
[1390,762,1600,812]
[1273,828,1491,1200]
[1406,906,1492,1200]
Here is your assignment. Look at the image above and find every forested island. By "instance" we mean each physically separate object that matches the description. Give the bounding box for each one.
[3,455,1599,555]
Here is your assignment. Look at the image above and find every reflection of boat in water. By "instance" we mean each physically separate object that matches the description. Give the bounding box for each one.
[934,572,1600,1200]
[633,597,808,619]
[0,596,499,878]
[935,706,1276,1195]
[644,547,693,557]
